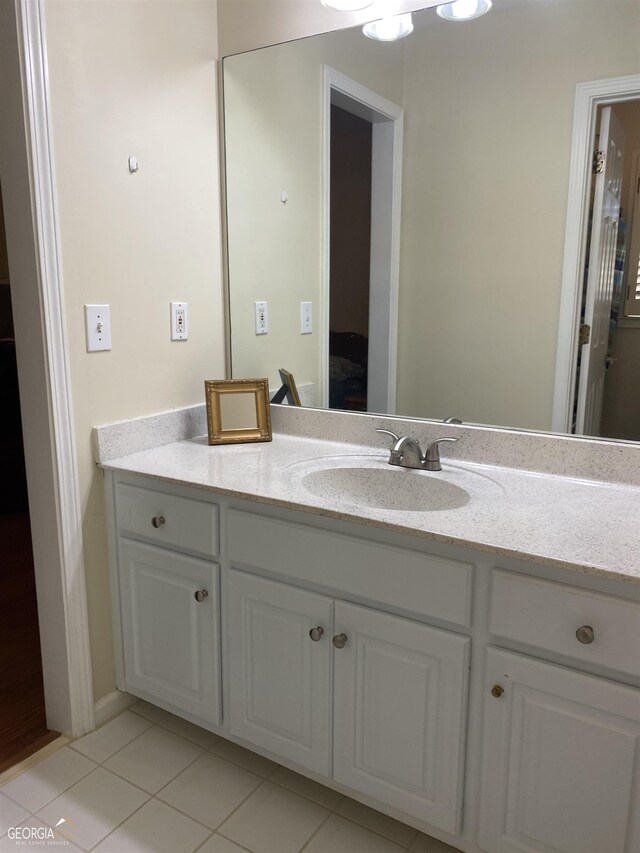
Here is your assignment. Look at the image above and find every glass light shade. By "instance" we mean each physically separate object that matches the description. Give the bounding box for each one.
[363,12,414,41]
[321,0,374,10]
[436,0,492,21]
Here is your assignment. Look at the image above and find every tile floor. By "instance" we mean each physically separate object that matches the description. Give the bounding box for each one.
[0,701,460,853]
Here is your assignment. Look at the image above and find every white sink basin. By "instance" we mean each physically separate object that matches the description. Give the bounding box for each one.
[286,455,502,513]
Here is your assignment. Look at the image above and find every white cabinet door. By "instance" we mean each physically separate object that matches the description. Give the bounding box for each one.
[479,648,640,853]
[226,569,333,775]
[333,602,470,835]
[119,540,221,725]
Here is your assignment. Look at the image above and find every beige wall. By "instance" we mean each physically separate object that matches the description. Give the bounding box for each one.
[225,28,404,400]
[396,0,640,430]
[217,0,439,57]
[44,0,225,701]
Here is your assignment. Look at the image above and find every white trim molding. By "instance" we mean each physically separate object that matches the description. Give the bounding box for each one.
[17,0,95,736]
[552,74,640,433]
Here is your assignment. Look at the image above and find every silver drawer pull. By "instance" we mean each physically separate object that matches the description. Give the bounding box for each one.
[576,625,595,645]
[194,589,209,603]
[309,627,324,642]
[332,633,348,649]
[151,516,165,528]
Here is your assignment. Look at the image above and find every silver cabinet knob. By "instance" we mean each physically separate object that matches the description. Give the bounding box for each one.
[151,516,165,528]
[194,589,209,603]
[576,625,595,645]
[309,627,324,642]
[332,633,348,649]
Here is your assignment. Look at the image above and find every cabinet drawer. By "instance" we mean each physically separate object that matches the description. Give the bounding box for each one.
[228,509,473,627]
[490,570,640,677]
[116,483,219,557]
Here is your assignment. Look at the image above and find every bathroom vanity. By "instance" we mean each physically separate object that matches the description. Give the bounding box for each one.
[98,409,640,853]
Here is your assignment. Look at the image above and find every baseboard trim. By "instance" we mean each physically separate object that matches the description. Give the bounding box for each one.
[94,690,136,728]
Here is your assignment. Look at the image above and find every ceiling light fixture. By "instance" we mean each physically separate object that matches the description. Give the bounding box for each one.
[363,12,414,41]
[436,0,492,21]
[321,0,374,11]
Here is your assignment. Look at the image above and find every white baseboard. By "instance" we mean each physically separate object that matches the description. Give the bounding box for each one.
[94,690,136,728]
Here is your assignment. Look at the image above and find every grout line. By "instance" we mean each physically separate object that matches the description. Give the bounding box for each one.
[297,810,334,852]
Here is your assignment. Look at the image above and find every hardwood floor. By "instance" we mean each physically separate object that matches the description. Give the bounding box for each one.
[0,511,58,772]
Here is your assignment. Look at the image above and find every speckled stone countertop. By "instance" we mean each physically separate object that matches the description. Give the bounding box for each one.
[100,431,640,586]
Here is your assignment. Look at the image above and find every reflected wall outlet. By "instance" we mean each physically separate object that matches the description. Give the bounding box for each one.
[300,301,312,334]
[84,304,111,352]
[255,300,268,335]
[171,302,188,341]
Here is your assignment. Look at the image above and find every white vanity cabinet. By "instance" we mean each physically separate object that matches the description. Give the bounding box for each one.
[479,649,640,853]
[112,480,222,727]
[106,471,640,853]
[225,569,470,834]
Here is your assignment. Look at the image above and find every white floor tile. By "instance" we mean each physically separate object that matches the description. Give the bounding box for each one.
[269,767,343,810]
[0,816,82,852]
[158,753,262,830]
[130,700,168,723]
[71,711,151,763]
[210,739,277,777]
[410,832,462,852]
[104,726,203,794]
[198,835,249,853]
[219,781,328,853]
[335,797,417,847]
[93,797,210,853]
[303,814,405,853]
[1,747,96,812]
[37,767,149,851]
[158,714,219,748]
[0,794,28,838]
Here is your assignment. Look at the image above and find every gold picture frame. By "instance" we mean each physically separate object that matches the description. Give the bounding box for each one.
[204,378,272,445]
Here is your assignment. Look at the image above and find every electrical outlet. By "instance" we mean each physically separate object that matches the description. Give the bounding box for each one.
[255,300,268,335]
[300,301,312,334]
[84,304,112,352]
[171,302,188,341]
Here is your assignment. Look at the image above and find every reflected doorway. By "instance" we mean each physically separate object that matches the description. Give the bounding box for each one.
[322,67,403,415]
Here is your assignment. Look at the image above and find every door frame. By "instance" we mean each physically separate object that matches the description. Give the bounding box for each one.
[0,0,94,737]
[322,67,403,413]
[552,74,640,433]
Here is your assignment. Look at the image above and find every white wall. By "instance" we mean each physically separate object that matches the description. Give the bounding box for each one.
[396,0,640,430]
[44,0,225,701]
[225,28,405,400]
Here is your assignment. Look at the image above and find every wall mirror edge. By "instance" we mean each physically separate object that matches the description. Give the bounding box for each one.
[222,0,640,450]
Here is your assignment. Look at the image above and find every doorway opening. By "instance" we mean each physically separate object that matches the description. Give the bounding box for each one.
[0,184,57,772]
[573,98,640,439]
[322,68,403,415]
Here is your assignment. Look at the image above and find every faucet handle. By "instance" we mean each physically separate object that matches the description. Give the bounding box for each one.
[424,436,458,469]
[376,428,401,445]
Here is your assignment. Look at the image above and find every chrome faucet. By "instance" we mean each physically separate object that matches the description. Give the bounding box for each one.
[376,429,458,472]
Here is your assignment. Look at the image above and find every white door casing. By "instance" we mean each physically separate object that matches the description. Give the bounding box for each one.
[332,601,470,835]
[322,67,403,414]
[0,0,93,736]
[553,74,640,433]
[479,648,640,853]
[575,107,625,435]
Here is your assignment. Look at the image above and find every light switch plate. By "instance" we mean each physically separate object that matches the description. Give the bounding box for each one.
[300,301,312,334]
[255,300,268,335]
[84,304,111,352]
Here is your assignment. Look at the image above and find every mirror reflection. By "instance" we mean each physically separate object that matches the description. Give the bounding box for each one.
[223,0,640,441]
[219,392,259,431]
